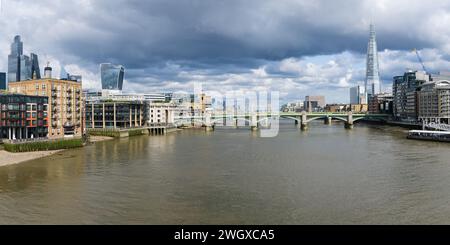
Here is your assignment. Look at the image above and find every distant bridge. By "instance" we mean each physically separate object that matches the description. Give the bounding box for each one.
[173,112,390,131]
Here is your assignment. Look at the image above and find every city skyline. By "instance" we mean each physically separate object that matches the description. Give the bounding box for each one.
[0,0,450,104]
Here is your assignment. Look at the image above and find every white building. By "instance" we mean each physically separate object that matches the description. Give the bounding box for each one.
[148,103,191,126]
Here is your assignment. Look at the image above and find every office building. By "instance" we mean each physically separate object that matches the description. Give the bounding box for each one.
[0,94,48,140]
[7,35,41,83]
[282,101,304,113]
[368,93,393,114]
[392,70,430,121]
[7,36,23,83]
[418,80,450,124]
[85,100,145,129]
[30,53,41,79]
[365,24,381,96]
[304,96,325,112]
[100,63,124,91]
[148,103,178,125]
[8,74,83,138]
[350,85,367,105]
[0,73,6,90]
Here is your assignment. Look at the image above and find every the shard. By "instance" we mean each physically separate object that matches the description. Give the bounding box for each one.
[365,24,381,96]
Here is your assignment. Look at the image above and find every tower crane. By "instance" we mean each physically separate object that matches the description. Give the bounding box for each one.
[412,48,428,74]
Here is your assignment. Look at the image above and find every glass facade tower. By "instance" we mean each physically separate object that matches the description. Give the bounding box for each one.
[0,72,6,90]
[7,35,41,82]
[30,53,41,79]
[8,36,23,83]
[365,24,381,96]
[100,63,125,91]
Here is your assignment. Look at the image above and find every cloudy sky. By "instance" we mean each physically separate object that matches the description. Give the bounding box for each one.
[1,0,450,104]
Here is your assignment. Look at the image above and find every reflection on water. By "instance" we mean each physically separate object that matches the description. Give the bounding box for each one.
[1,120,450,224]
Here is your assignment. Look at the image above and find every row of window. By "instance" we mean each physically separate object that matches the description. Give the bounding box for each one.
[0,120,47,127]
[0,103,47,111]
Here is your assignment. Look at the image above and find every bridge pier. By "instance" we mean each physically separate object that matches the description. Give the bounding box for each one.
[205,113,215,131]
[345,112,353,130]
[301,123,308,131]
[250,114,258,131]
[205,125,215,132]
[324,117,332,125]
[233,119,239,129]
[300,111,308,131]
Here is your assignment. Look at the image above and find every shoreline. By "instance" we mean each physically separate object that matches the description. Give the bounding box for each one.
[0,149,63,168]
[89,136,115,143]
[0,136,115,168]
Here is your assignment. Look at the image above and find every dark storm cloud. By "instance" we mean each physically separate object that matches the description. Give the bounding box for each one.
[41,0,441,70]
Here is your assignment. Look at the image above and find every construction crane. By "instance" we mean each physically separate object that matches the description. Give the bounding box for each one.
[412,48,428,74]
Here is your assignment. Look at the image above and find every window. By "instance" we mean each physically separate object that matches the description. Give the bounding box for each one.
[42,84,46,90]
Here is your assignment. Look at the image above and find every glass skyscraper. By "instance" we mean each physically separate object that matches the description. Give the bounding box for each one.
[8,36,23,83]
[365,24,381,96]
[7,35,41,82]
[101,63,124,91]
[0,72,6,90]
[20,55,31,81]
[30,53,41,79]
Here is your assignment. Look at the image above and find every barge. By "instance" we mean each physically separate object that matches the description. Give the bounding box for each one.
[407,130,450,142]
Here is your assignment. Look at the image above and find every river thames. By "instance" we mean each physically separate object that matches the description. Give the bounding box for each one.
[1,120,450,224]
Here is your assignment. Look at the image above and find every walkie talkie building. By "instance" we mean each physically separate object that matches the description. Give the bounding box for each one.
[100,63,125,91]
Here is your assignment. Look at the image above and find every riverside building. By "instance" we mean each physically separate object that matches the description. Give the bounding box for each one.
[418,80,450,124]
[368,93,393,114]
[0,93,48,140]
[8,66,83,138]
[85,99,145,129]
[392,71,431,122]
